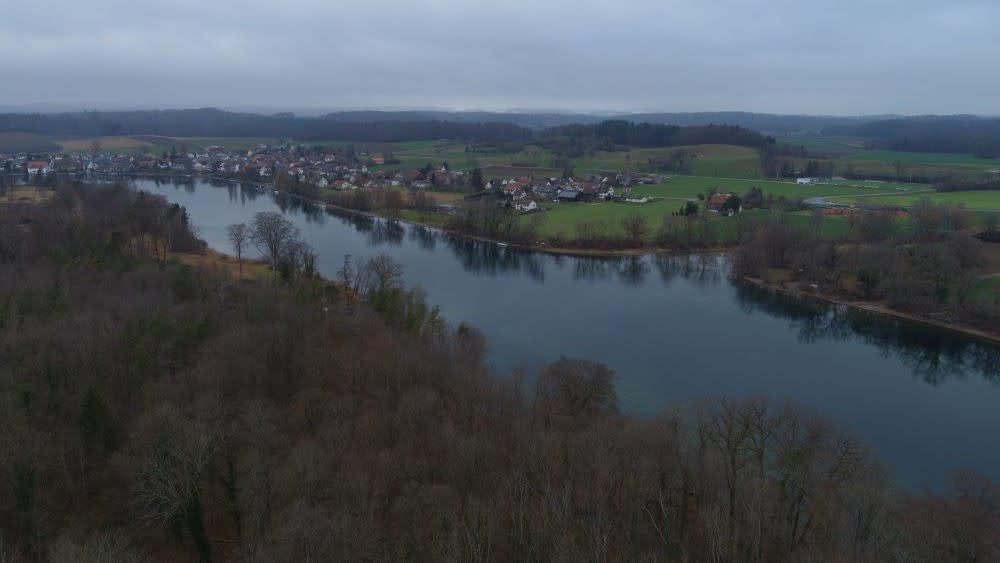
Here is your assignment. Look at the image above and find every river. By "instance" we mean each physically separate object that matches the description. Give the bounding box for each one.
[133,176,1000,489]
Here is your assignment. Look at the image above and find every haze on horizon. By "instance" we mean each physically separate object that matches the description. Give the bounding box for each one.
[2,0,997,116]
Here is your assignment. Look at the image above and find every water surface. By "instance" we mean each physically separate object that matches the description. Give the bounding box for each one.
[135,177,1000,488]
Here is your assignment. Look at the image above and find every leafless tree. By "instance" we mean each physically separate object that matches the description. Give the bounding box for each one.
[622,213,649,244]
[249,211,299,271]
[226,223,250,277]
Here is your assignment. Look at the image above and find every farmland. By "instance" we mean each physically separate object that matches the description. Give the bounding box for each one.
[828,189,1000,211]
[525,176,926,241]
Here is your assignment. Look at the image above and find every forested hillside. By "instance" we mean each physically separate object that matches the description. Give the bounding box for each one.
[854,116,1000,157]
[0,109,532,144]
[0,185,997,562]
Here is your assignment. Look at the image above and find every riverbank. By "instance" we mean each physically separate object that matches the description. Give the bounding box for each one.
[739,275,1000,345]
[318,197,736,258]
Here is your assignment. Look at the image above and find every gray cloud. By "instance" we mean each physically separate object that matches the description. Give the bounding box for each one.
[2,0,997,114]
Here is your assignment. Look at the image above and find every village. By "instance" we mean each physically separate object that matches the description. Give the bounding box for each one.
[0,140,714,213]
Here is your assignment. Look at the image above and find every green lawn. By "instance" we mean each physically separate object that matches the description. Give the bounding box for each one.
[829,190,1000,211]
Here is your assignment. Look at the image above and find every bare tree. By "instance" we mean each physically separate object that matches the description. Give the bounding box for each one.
[249,211,299,271]
[622,214,649,244]
[226,223,250,277]
[362,253,403,298]
[133,411,215,563]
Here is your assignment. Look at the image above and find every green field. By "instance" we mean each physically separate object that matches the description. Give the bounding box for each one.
[630,176,924,201]
[523,176,926,241]
[776,136,869,155]
[828,190,1000,211]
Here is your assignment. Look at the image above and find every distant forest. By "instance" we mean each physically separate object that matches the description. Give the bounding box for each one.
[539,120,773,158]
[850,116,1000,158]
[0,109,533,144]
[3,109,1000,159]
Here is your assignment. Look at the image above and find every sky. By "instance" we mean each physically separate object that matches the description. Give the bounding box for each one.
[2,0,998,115]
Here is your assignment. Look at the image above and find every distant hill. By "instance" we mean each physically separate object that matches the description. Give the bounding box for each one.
[320,110,895,134]
[3,108,1000,158]
[0,108,533,145]
[853,115,1000,158]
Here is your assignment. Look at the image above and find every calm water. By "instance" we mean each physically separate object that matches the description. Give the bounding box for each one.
[134,177,1000,489]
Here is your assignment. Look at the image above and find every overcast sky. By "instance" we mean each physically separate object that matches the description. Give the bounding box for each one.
[2,0,997,115]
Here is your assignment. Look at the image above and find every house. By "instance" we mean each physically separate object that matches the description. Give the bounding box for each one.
[708,193,742,215]
[797,177,817,185]
[515,200,538,212]
[556,189,581,202]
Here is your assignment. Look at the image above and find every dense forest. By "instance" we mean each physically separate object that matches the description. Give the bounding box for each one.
[1,184,998,561]
[0,109,533,144]
[852,116,1000,158]
[540,120,773,158]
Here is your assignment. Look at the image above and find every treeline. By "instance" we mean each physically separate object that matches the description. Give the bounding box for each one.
[855,115,1000,158]
[541,120,773,157]
[733,199,1000,331]
[2,185,1000,561]
[0,108,533,144]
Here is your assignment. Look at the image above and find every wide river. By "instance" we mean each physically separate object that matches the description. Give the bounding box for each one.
[135,177,1000,488]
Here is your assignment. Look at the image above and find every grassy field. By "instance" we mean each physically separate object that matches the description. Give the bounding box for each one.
[518,175,932,241]
[630,176,924,201]
[828,190,1000,211]
[776,136,869,155]
[843,150,1000,169]
[528,203,890,242]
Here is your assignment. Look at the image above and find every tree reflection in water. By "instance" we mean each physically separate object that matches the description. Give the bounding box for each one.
[441,235,546,282]
[735,283,1000,385]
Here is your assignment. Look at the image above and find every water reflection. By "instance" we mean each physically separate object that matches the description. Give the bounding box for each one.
[735,284,1000,385]
[442,236,547,282]
[126,177,1000,389]
[408,225,438,251]
[653,253,725,287]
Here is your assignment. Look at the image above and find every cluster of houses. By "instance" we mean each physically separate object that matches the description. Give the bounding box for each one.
[0,142,475,193]
[487,172,665,212]
[1,140,679,215]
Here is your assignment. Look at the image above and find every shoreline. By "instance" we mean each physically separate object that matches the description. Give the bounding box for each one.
[738,276,1000,345]
[311,195,736,258]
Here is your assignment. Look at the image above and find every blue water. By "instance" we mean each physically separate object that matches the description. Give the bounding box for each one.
[134,176,1000,489]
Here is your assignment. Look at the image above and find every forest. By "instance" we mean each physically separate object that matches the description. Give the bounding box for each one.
[853,116,1000,158]
[539,120,773,157]
[0,109,533,144]
[0,184,998,562]
[732,200,1000,333]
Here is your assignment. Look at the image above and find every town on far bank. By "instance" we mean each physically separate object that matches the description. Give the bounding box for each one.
[3,136,997,252]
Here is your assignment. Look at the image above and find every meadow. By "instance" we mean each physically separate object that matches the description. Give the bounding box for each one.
[829,189,1000,211]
